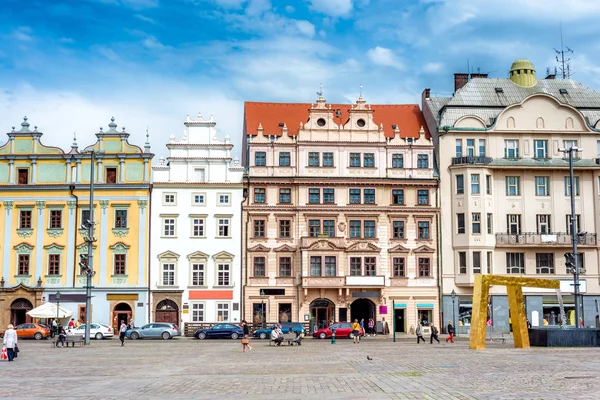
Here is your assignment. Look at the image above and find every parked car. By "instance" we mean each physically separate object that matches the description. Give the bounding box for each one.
[194,323,244,339]
[0,323,50,340]
[313,323,364,339]
[253,322,305,339]
[126,323,181,340]
[71,323,114,339]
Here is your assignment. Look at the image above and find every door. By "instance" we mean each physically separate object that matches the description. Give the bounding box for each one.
[394,309,405,333]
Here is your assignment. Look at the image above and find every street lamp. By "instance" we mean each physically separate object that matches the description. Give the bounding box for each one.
[260,290,266,328]
[451,289,456,337]
[55,290,61,336]
[559,146,583,328]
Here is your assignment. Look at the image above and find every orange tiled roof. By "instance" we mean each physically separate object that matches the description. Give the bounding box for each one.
[244,101,429,139]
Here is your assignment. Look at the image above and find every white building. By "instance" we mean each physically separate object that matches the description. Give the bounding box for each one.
[150,113,244,329]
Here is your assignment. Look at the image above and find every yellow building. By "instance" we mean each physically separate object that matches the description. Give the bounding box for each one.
[0,117,153,331]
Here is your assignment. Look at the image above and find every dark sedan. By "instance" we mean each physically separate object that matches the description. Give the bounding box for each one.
[194,323,244,340]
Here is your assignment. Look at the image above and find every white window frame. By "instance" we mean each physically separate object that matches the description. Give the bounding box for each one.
[533,140,548,158]
[217,218,231,238]
[217,193,231,206]
[191,302,205,322]
[191,263,205,286]
[466,139,475,156]
[162,217,177,237]
[534,176,550,196]
[216,302,230,322]
[190,216,206,238]
[506,176,520,196]
[163,192,177,206]
[537,215,551,234]
[192,192,206,206]
[564,176,580,196]
[161,262,176,286]
[504,139,519,158]
[193,168,206,182]
[216,263,231,286]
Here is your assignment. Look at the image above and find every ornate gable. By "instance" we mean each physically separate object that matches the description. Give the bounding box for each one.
[14,243,34,253]
[213,251,235,261]
[414,245,435,254]
[346,242,381,252]
[307,240,345,251]
[274,244,296,253]
[247,244,271,253]
[158,250,180,260]
[187,251,209,260]
[388,244,410,253]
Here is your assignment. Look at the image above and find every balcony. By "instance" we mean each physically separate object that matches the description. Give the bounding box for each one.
[495,233,597,247]
[346,275,385,287]
[451,156,493,166]
[302,276,345,288]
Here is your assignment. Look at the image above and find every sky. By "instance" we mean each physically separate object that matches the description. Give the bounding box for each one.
[2,0,600,161]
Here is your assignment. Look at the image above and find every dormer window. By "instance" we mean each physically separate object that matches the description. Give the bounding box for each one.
[18,169,29,184]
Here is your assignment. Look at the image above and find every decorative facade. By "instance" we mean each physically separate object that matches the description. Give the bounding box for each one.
[243,95,439,333]
[423,59,600,333]
[150,113,244,327]
[0,117,153,330]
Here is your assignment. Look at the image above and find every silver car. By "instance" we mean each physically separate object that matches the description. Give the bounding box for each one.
[126,323,181,340]
[71,323,114,340]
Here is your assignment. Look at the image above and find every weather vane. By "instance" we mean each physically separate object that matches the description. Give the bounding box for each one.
[317,83,323,97]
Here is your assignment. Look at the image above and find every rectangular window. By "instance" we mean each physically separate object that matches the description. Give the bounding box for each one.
[363,189,375,204]
[17,169,29,184]
[192,264,204,286]
[193,193,205,205]
[279,188,291,204]
[114,254,126,275]
[536,253,555,274]
[325,256,336,276]
[81,210,90,224]
[392,189,404,205]
[253,257,265,277]
[487,213,493,234]
[349,220,361,238]
[364,220,376,238]
[486,175,492,195]
[253,220,265,238]
[506,176,521,196]
[254,188,265,203]
[535,176,550,196]
[48,254,60,275]
[533,140,548,158]
[506,253,524,274]
[364,257,376,276]
[279,152,290,166]
[19,210,32,229]
[279,220,291,238]
[466,139,475,156]
[115,210,128,228]
[323,152,334,167]
[418,258,431,277]
[417,154,429,168]
[473,252,481,274]
[479,139,486,156]
[162,263,175,286]
[279,257,291,277]
[392,154,403,168]
[255,151,266,166]
[218,194,230,205]
[363,153,375,167]
[487,252,492,274]
[349,153,361,167]
[349,189,361,204]
[458,252,466,274]
[217,264,230,286]
[309,220,320,237]
[417,189,429,205]
[537,215,551,234]
[308,152,320,167]
[323,220,335,237]
[393,258,405,277]
[563,140,578,151]
[507,214,521,234]
[191,303,204,322]
[457,213,465,234]
[216,303,229,322]
[418,221,430,239]
[323,188,335,204]
[105,167,117,184]
[192,218,205,237]
[163,218,176,237]
[455,139,463,157]
[472,213,481,234]
[456,175,464,194]
[564,176,580,196]
[392,221,405,239]
[193,168,206,182]
[350,257,362,276]
[566,214,581,235]
[471,174,480,194]
[504,140,519,158]
[309,188,320,204]
[310,256,322,276]
[218,219,230,237]
[163,193,176,204]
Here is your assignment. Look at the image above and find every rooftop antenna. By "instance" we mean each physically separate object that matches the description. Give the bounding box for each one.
[554,22,573,79]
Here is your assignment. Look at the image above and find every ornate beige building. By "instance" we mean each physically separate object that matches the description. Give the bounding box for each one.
[242,95,439,333]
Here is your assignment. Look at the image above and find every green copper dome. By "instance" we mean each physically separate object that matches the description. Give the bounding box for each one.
[509,59,537,87]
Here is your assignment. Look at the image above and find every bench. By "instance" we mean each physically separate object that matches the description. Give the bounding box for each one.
[487,332,506,344]
[52,334,84,347]
[269,333,300,346]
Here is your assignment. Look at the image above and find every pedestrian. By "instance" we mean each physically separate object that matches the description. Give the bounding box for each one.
[2,324,18,361]
[56,328,67,348]
[68,318,75,329]
[446,320,455,343]
[352,319,361,344]
[241,319,252,352]
[51,319,58,338]
[119,320,127,346]
[430,323,439,344]
[368,318,374,336]
[416,324,425,344]
[359,318,365,335]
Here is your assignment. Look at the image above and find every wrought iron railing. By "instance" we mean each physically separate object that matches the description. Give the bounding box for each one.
[495,233,597,246]
[451,156,493,165]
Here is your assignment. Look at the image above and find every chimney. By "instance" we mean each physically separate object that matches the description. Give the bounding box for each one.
[454,73,469,92]
[470,73,488,79]
[422,88,431,99]
[545,74,556,80]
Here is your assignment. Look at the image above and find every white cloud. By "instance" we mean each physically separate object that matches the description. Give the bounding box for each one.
[134,14,156,23]
[213,0,248,8]
[307,0,353,18]
[285,5,294,13]
[58,37,76,44]
[13,27,33,42]
[142,36,166,50]
[295,20,315,37]
[367,46,402,69]
[422,62,443,73]
[93,45,121,61]
[120,0,159,9]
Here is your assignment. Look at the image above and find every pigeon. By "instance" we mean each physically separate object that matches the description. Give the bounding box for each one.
[367,356,373,361]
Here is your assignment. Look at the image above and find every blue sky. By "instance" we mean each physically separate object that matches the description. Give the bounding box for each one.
[2,0,600,160]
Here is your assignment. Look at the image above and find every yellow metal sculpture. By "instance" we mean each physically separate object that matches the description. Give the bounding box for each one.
[470,275,560,350]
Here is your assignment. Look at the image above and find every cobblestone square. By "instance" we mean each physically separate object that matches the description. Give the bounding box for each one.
[2,336,600,399]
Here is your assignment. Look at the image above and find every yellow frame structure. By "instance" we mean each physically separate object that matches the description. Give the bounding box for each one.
[470,275,560,350]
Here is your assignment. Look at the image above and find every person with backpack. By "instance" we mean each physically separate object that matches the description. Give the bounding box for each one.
[430,323,440,344]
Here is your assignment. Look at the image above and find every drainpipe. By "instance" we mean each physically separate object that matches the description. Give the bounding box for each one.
[147,185,153,323]
[241,178,249,322]
[436,178,443,330]
[70,185,79,289]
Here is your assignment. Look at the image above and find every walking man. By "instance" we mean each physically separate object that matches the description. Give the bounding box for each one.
[416,324,425,344]
[119,320,127,346]
[446,320,455,343]
[430,323,440,344]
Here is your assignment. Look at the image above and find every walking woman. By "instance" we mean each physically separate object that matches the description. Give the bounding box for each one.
[352,319,361,344]
[3,324,18,361]
[241,320,252,352]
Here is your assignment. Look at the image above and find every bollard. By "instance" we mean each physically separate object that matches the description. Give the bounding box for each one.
[331,327,336,344]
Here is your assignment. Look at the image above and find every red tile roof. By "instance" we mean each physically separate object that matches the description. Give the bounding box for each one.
[244,101,429,139]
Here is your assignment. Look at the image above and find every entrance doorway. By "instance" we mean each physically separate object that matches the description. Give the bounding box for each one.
[350,298,376,325]
[112,303,132,332]
[310,299,335,329]
[394,308,405,332]
[155,300,179,324]
[10,298,33,326]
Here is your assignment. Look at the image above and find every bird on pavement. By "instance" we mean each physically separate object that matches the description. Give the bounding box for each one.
[367,356,373,361]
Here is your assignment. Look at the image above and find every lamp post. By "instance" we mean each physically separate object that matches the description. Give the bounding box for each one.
[560,146,583,328]
[451,289,456,337]
[55,291,61,336]
[260,290,266,328]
